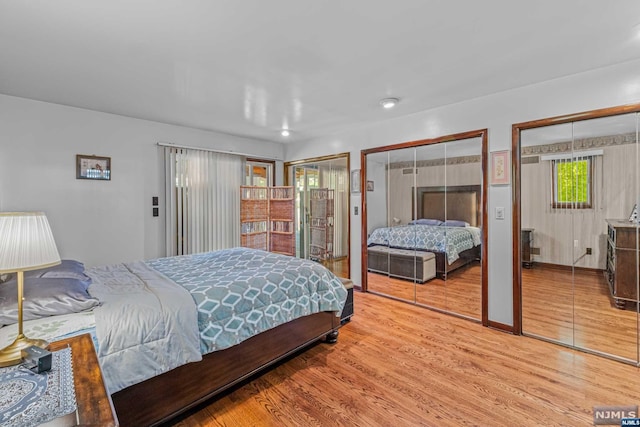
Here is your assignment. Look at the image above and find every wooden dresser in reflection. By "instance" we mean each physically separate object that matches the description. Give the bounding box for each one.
[521,228,534,268]
[605,219,639,309]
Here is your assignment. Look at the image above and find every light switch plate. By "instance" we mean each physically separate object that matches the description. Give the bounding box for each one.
[495,207,505,220]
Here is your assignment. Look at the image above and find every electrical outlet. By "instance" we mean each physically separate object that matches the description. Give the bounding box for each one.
[586,247,592,255]
[574,239,579,248]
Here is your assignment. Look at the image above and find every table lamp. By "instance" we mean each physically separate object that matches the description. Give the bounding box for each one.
[0,212,61,367]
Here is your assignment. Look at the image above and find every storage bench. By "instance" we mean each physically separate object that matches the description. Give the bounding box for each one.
[339,278,354,324]
[367,245,436,283]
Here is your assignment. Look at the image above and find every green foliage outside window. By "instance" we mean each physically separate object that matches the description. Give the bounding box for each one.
[555,160,589,204]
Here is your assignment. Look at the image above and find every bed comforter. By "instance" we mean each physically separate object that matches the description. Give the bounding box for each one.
[88,261,202,394]
[87,247,347,394]
[367,224,482,264]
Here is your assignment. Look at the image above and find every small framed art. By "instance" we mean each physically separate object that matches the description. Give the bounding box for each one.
[490,150,510,185]
[76,154,111,180]
[366,180,374,191]
[351,169,361,193]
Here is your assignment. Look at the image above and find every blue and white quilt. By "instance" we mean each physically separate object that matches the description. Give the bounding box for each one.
[147,247,347,354]
[78,248,346,394]
[367,224,481,264]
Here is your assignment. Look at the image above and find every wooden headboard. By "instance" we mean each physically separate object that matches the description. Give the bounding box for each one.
[412,185,481,227]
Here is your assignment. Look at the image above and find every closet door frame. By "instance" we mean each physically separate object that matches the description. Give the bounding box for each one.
[512,102,640,335]
[360,129,489,325]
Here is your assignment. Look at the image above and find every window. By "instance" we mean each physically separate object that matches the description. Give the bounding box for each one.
[552,158,592,209]
[245,159,274,187]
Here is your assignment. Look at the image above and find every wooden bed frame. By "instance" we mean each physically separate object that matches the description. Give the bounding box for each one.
[112,311,340,426]
[433,245,480,279]
[415,184,481,278]
[361,184,478,279]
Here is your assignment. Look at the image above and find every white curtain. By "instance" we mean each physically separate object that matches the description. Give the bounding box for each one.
[321,167,348,258]
[165,147,243,256]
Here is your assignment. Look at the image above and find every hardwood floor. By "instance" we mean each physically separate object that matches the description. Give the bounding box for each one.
[367,262,482,320]
[522,263,639,362]
[167,291,640,427]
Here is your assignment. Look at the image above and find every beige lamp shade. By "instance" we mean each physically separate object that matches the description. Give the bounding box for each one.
[0,212,61,273]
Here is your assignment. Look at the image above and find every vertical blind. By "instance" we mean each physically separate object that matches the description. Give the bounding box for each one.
[320,167,348,258]
[164,147,243,256]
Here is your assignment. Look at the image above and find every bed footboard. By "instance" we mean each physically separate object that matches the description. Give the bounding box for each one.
[112,311,340,426]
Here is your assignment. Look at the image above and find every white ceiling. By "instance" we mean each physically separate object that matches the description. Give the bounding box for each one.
[2,1,640,144]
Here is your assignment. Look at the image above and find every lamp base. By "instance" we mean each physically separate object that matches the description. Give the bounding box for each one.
[0,333,49,367]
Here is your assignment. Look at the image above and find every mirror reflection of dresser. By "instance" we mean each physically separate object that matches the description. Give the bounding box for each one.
[605,219,639,309]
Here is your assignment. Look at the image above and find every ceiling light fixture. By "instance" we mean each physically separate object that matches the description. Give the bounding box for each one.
[281,129,290,137]
[380,97,400,109]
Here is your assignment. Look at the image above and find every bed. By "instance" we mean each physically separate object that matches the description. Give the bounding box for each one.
[0,247,347,426]
[367,185,482,279]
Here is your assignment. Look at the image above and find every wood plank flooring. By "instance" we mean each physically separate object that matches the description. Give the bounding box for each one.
[167,291,640,427]
[366,262,482,320]
[522,263,639,361]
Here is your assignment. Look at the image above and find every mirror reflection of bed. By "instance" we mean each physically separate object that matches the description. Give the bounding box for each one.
[364,134,485,321]
[517,108,640,364]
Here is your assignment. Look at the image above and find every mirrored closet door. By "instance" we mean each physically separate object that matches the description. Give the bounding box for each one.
[284,153,350,278]
[516,106,640,364]
[362,131,487,322]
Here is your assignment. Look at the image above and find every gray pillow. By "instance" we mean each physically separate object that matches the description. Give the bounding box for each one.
[0,277,99,326]
[23,259,92,283]
[409,219,443,226]
[443,220,470,227]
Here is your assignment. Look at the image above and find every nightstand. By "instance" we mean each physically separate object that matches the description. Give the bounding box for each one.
[521,228,534,268]
[49,333,119,426]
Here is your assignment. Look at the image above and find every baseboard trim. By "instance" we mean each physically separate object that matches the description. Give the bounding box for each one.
[487,320,514,334]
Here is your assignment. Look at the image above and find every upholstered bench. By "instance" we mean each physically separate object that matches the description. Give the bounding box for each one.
[367,245,436,283]
[339,278,354,324]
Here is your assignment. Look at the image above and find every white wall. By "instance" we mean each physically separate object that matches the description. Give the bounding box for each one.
[365,160,388,234]
[284,58,640,326]
[0,94,284,267]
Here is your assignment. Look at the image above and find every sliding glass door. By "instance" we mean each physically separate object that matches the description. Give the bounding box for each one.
[285,154,349,278]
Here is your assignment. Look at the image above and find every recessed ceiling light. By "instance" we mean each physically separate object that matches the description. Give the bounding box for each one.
[281,129,290,137]
[380,97,400,109]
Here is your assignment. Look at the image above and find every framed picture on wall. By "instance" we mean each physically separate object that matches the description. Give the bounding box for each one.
[366,180,374,191]
[76,154,111,180]
[490,150,510,185]
[350,169,361,193]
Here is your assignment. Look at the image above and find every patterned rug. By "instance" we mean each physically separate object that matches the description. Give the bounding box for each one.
[0,347,76,427]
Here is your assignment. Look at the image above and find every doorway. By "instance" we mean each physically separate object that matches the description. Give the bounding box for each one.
[285,153,350,278]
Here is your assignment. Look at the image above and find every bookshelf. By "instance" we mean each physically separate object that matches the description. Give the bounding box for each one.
[269,186,295,256]
[240,186,268,251]
[309,188,334,261]
[240,186,294,256]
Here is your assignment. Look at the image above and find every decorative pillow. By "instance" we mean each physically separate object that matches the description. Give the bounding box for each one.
[0,277,99,326]
[443,220,470,227]
[23,259,91,283]
[409,219,443,226]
